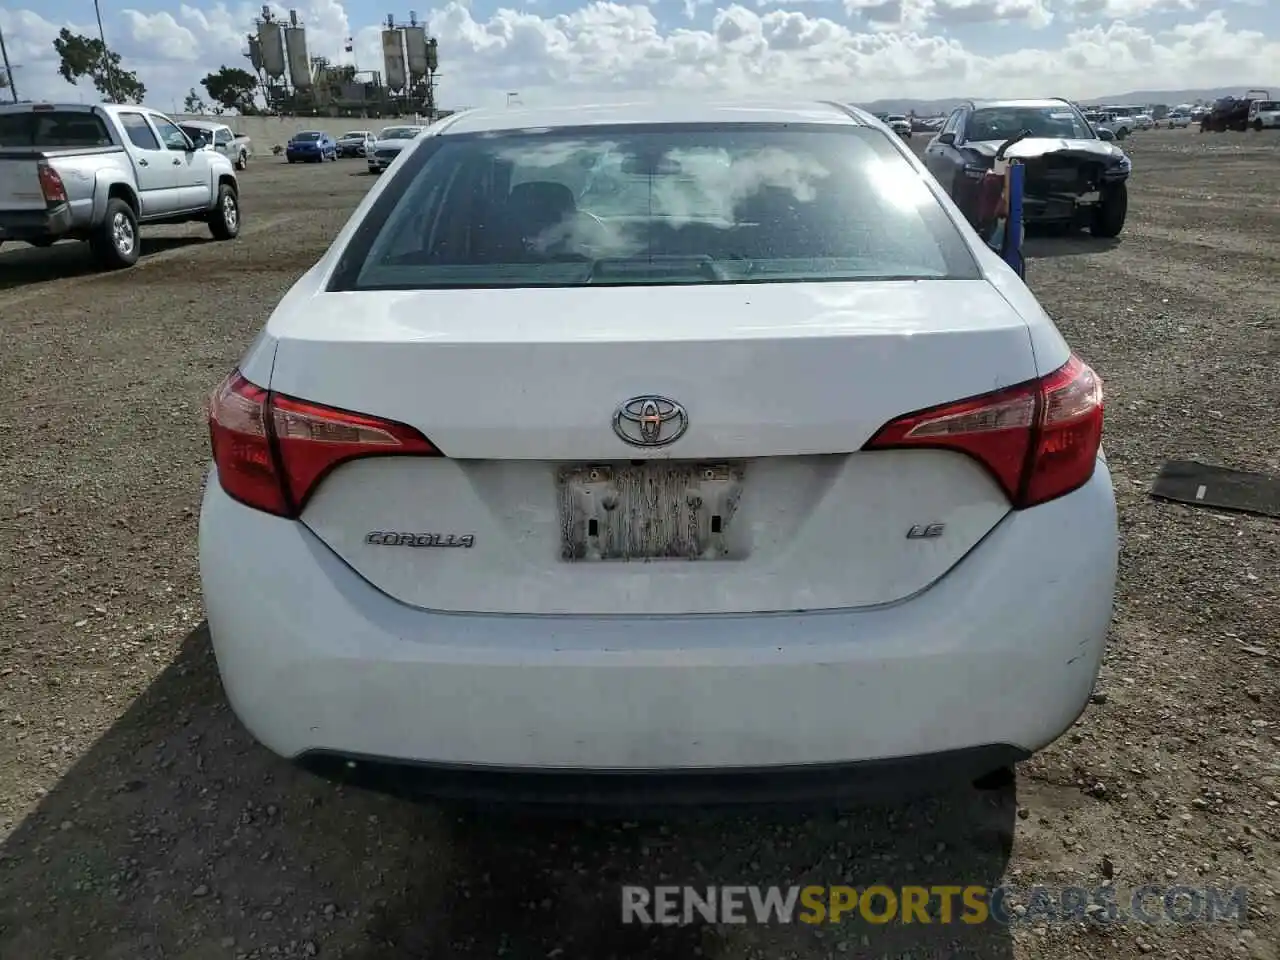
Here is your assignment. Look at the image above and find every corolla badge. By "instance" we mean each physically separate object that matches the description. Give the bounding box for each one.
[612,396,689,448]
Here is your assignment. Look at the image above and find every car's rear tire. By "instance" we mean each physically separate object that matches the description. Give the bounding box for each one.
[1115,127,1128,140]
[1254,120,1265,132]
[1091,181,1127,239]
[236,151,248,170]
[89,198,140,269]
[28,238,56,248]
[208,183,241,241]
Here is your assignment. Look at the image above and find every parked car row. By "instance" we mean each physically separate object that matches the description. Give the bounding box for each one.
[282,125,429,169]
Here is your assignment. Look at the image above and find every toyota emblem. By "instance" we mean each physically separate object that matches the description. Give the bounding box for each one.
[612,396,689,448]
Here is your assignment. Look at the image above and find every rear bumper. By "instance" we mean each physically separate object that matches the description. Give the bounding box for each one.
[297,745,1027,809]
[0,203,73,241]
[200,462,1117,785]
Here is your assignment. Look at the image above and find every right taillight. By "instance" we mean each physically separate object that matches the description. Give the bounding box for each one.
[864,354,1103,509]
[37,162,67,205]
[207,370,440,518]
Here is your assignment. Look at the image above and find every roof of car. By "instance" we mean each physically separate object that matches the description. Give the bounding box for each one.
[968,99,1077,110]
[438,100,867,135]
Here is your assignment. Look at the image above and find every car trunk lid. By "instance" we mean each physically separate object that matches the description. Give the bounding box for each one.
[271,280,1042,615]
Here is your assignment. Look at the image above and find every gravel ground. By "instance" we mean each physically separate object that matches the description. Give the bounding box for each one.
[1,129,1277,960]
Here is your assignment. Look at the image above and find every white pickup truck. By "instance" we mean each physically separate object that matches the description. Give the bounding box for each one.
[0,102,240,269]
[177,119,252,170]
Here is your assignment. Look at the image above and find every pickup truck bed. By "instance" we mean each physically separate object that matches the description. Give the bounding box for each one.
[0,103,242,269]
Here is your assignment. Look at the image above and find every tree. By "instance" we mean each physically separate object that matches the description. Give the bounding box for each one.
[52,28,146,104]
[182,87,208,114]
[202,66,260,115]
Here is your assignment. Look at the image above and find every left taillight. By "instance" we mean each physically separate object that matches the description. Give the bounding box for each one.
[37,162,67,205]
[207,370,439,518]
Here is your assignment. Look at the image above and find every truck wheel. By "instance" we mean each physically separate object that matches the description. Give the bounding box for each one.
[236,151,248,170]
[1254,120,1264,132]
[208,183,241,241]
[90,199,140,269]
[1091,182,1127,239]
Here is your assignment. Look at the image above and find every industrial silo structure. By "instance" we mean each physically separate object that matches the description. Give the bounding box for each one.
[404,23,428,86]
[246,34,264,74]
[284,10,312,90]
[381,21,407,94]
[257,15,286,81]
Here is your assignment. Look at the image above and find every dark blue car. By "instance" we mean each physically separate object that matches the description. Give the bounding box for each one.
[286,131,338,163]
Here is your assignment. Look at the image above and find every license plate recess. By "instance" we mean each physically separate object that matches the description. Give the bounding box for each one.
[557,462,744,561]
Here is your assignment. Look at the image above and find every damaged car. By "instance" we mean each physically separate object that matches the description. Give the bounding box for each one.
[923,98,1131,239]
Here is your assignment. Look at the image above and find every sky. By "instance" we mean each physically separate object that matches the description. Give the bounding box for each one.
[0,0,1276,113]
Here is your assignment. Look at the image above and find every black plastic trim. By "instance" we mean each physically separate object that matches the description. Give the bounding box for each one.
[295,745,1029,812]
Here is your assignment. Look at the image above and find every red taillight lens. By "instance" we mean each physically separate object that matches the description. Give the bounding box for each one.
[864,355,1103,509]
[208,370,439,518]
[37,162,67,205]
[209,373,285,516]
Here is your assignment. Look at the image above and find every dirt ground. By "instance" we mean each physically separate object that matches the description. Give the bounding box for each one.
[0,128,1277,960]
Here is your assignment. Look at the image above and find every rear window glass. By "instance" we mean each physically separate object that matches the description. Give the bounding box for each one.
[0,111,112,148]
[294,132,322,141]
[333,123,978,291]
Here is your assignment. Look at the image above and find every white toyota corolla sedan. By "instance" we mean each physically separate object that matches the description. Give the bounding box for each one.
[200,99,1118,806]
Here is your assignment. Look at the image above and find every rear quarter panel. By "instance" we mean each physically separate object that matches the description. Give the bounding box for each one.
[62,152,136,229]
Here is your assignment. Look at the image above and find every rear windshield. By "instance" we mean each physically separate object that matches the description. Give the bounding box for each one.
[294,132,322,141]
[1255,101,1280,110]
[342,131,368,138]
[0,111,113,148]
[332,123,978,291]
[967,106,1094,141]
[379,127,418,140]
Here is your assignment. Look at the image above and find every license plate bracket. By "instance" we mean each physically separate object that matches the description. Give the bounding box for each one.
[557,462,744,561]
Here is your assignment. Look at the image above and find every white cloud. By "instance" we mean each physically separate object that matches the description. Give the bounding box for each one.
[0,1,1276,113]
